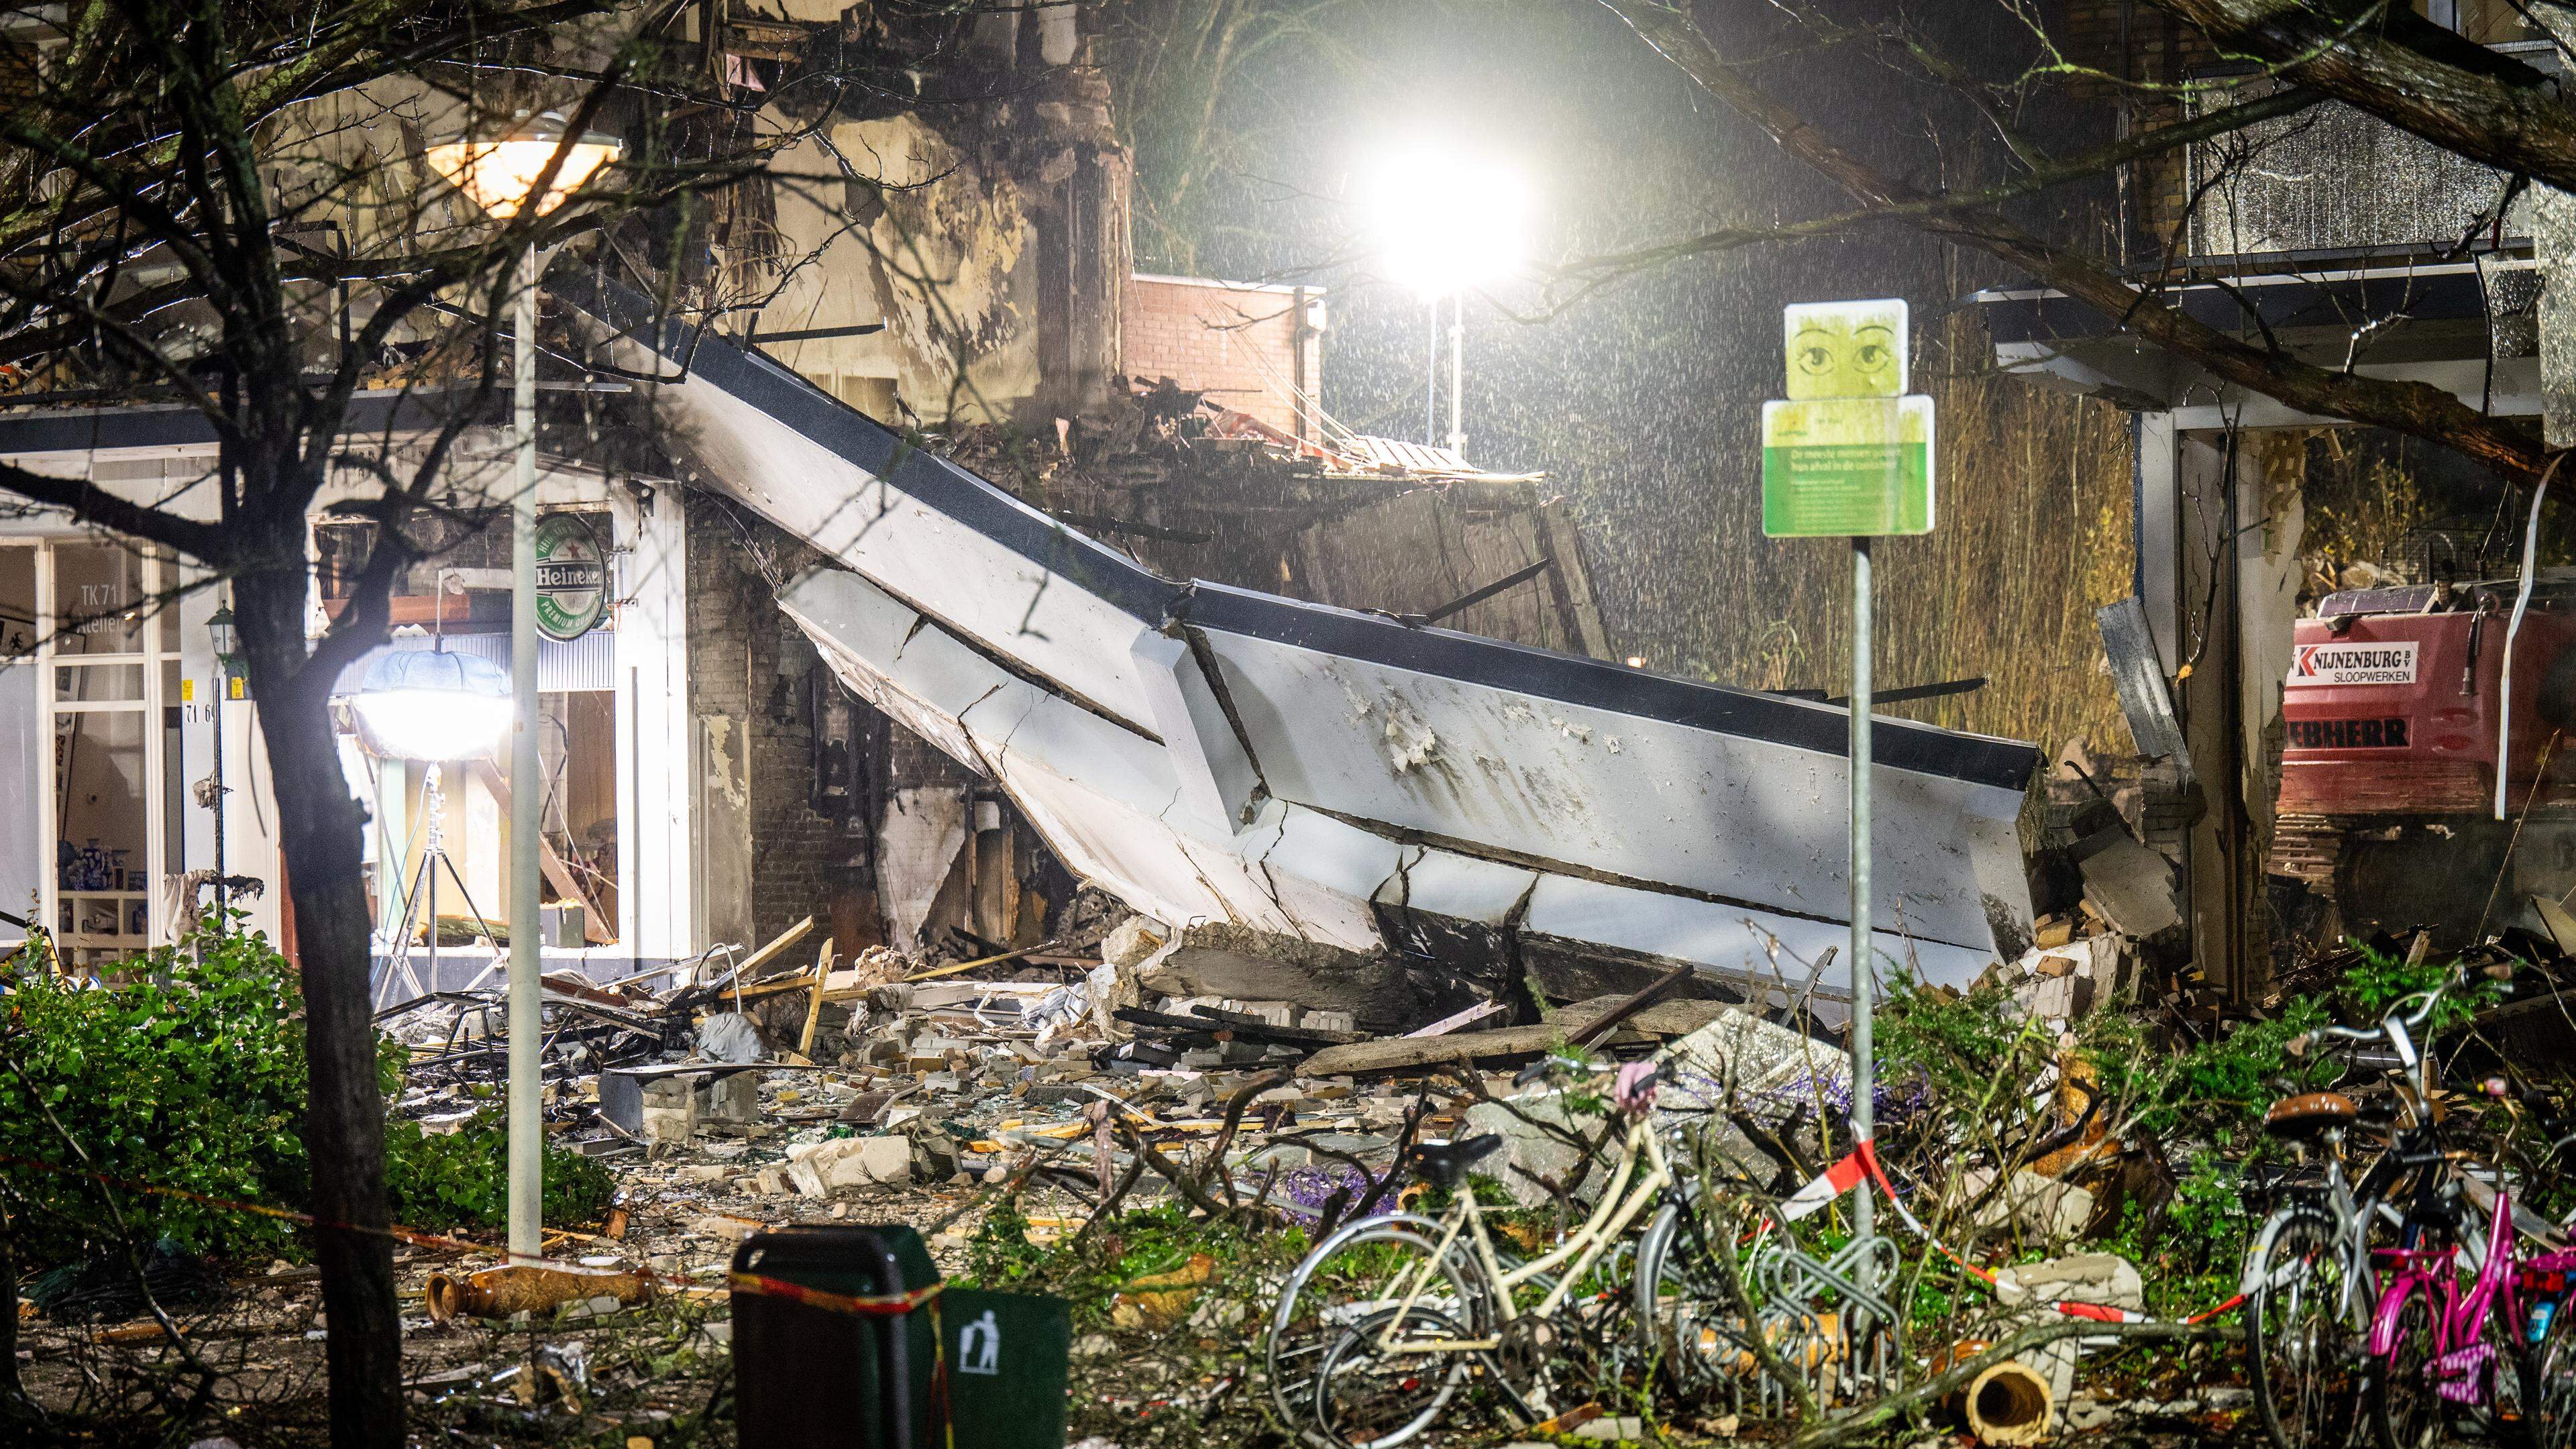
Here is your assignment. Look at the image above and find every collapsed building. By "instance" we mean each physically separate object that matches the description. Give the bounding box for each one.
[0,0,2044,1026]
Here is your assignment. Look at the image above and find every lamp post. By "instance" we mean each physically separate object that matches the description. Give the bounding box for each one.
[425,111,621,1263]
[206,602,237,924]
[1365,143,1529,459]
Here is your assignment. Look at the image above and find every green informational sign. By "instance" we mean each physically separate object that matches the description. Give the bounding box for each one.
[1761,396,1935,537]
[1764,298,1933,538]
[532,512,608,641]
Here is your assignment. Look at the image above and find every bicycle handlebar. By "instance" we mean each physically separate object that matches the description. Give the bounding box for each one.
[1511,1054,1670,1090]
[2300,983,2447,1070]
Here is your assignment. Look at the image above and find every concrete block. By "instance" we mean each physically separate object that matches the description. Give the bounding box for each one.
[1462,1093,1602,1207]
[1962,1168,2096,1242]
[784,1134,914,1195]
[1656,1008,1847,1123]
[1990,1251,2143,1311]
[703,1070,760,1124]
[641,1078,698,1144]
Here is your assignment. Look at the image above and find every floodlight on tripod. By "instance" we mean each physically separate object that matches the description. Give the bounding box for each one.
[354,643,511,1005]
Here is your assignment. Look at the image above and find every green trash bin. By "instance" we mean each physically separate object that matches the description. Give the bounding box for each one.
[939,1288,1071,1449]
[733,1225,943,1448]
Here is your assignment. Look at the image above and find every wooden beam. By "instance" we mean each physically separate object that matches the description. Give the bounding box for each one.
[798,936,835,1057]
[900,942,1046,981]
[468,759,611,944]
[1535,499,1615,661]
[735,914,817,979]
[1297,973,1713,1077]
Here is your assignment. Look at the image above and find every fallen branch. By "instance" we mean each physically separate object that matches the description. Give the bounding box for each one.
[1199,1069,1294,1207]
[1114,1116,1238,1222]
[921,1136,1077,1238]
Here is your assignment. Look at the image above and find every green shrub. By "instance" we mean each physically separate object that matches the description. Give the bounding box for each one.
[0,923,607,1269]
[0,926,327,1263]
[385,1111,614,1231]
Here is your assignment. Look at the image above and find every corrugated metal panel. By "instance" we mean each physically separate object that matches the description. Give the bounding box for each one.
[328,627,617,697]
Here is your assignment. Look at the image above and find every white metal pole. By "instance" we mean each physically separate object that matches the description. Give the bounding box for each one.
[1448,292,1465,456]
[1848,535,1874,1261]
[507,242,543,1263]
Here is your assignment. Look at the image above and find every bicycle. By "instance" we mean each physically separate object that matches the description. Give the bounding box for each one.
[2240,985,2447,1449]
[1629,1130,1902,1415]
[2369,1081,2576,1449]
[1271,1059,1686,1448]
[2369,1160,2543,1449]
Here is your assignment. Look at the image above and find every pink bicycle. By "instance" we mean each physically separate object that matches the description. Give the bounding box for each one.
[2367,1132,2576,1449]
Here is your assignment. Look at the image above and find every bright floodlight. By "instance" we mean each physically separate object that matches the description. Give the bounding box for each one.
[425,111,624,220]
[350,646,513,761]
[1364,142,1531,299]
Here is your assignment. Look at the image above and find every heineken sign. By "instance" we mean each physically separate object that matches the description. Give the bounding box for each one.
[532,512,608,641]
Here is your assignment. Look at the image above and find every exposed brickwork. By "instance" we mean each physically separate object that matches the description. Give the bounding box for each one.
[685,492,847,951]
[1122,274,1321,441]
[684,489,983,955]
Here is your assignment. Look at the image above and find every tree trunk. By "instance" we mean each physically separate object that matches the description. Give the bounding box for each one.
[234,563,403,1448]
[0,1212,17,1400]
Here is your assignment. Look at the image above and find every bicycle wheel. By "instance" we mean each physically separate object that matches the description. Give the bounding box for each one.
[2524,1303,2576,1449]
[2370,1278,2445,1449]
[2247,1206,2366,1449]
[1635,1197,1757,1389]
[1265,1216,1491,1440]
[1311,1303,1482,1449]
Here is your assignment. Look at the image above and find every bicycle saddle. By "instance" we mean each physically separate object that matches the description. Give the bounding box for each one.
[2263,1091,2359,1140]
[1409,1134,1505,1189]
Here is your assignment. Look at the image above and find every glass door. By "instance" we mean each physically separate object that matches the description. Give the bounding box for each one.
[42,540,176,967]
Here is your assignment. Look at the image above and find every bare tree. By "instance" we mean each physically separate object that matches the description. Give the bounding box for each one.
[0,0,932,1438]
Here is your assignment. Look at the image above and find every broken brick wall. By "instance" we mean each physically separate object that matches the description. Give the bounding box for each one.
[686,488,1036,965]
[1122,275,1319,441]
[684,491,888,959]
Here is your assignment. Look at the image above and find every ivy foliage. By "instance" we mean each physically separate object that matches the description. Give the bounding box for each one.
[0,922,607,1268]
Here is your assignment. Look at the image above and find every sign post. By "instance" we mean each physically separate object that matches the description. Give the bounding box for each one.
[1760,299,1934,1275]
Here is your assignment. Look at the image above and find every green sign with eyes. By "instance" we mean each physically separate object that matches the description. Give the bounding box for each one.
[1762,299,1933,537]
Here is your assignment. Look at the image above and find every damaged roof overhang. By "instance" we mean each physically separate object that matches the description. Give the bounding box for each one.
[566,278,2042,1004]
[1971,254,2534,416]
[0,388,496,460]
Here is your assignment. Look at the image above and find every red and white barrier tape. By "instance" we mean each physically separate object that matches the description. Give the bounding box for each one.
[1776,1138,2243,1326]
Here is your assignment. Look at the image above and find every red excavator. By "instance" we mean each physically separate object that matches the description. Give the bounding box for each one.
[2276,574,2576,946]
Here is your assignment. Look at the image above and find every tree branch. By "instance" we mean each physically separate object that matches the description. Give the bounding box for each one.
[2141,0,2576,195]
[0,459,224,563]
[1597,0,2553,484]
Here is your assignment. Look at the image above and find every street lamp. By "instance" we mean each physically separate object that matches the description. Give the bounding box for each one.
[1363,142,1531,457]
[423,113,625,223]
[205,602,237,663]
[424,109,623,1265]
[347,645,514,763]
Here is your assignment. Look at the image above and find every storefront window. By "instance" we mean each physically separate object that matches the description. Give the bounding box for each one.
[52,541,146,656]
[55,709,148,949]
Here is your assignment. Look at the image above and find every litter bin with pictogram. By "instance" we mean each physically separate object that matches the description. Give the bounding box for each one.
[731,1226,1071,1448]
[732,1225,942,1448]
[940,1287,1071,1448]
